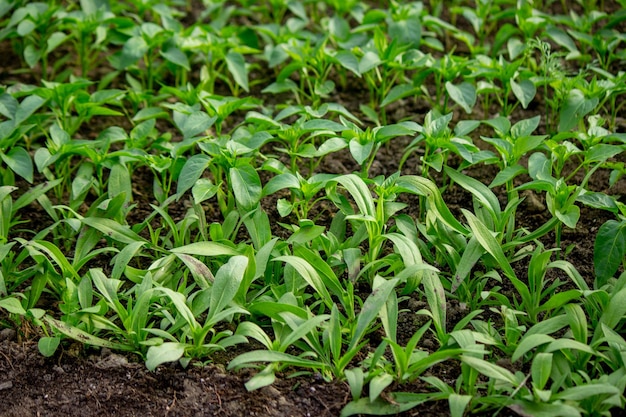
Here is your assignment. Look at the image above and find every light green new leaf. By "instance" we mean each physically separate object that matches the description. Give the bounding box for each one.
[146,342,186,371]
[449,394,472,417]
[531,352,552,390]
[0,297,26,315]
[170,241,240,257]
[38,336,60,357]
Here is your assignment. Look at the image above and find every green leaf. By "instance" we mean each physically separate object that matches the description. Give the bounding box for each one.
[82,217,147,245]
[230,165,262,211]
[512,334,554,363]
[334,50,360,76]
[460,355,519,386]
[225,51,249,92]
[510,79,536,109]
[146,342,186,371]
[381,84,419,107]
[349,139,374,165]
[531,352,552,391]
[170,241,240,257]
[449,394,472,417]
[38,336,60,357]
[388,15,421,48]
[489,164,527,188]
[558,89,599,132]
[349,278,399,351]
[1,147,33,183]
[369,373,393,402]
[161,44,189,70]
[108,162,131,204]
[176,154,211,199]
[594,220,626,286]
[462,209,516,280]
[228,350,323,371]
[553,384,619,401]
[445,82,476,114]
[209,255,248,321]
[0,297,26,315]
[44,316,134,351]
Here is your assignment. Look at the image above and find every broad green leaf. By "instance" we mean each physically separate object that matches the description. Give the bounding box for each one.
[510,79,536,109]
[230,165,262,211]
[274,255,333,309]
[1,147,33,183]
[445,82,476,114]
[388,14,421,48]
[160,44,189,70]
[531,352,552,390]
[594,219,626,287]
[146,342,186,371]
[349,139,374,165]
[489,164,527,188]
[176,154,211,198]
[449,394,472,417]
[381,84,419,107]
[553,384,619,401]
[209,255,248,321]
[512,334,554,362]
[225,51,249,92]
[38,336,60,357]
[445,167,500,217]
[108,162,131,204]
[0,297,26,315]
[558,89,599,132]
[369,373,393,402]
[334,50,360,76]
[191,179,218,205]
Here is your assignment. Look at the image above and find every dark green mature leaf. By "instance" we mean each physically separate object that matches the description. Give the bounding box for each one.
[176,154,211,199]
[594,220,626,286]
